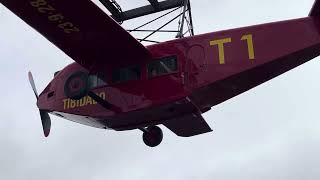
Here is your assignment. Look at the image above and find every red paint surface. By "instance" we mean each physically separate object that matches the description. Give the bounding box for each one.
[3,1,320,135]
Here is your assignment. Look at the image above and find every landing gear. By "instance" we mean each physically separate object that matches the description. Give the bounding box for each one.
[141,126,163,147]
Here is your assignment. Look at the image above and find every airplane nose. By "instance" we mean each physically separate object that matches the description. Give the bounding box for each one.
[36,94,46,109]
[36,90,55,111]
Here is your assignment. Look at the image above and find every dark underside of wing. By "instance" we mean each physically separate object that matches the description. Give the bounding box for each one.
[1,0,150,70]
[163,113,212,137]
[310,0,320,16]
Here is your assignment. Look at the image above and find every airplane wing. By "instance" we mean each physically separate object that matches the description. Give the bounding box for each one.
[1,0,150,70]
[163,112,212,137]
[310,0,320,16]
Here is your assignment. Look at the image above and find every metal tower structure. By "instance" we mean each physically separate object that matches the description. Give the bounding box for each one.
[98,0,194,43]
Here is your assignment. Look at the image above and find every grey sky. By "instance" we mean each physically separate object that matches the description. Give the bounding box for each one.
[1,0,320,179]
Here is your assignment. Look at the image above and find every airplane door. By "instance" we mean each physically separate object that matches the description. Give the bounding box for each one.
[185,44,207,89]
[146,55,186,105]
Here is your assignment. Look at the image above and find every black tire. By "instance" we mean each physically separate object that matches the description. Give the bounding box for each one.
[64,71,89,100]
[143,126,163,147]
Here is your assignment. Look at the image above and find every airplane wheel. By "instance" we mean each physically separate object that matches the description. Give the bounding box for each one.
[64,71,89,100]
[142,126,163,147]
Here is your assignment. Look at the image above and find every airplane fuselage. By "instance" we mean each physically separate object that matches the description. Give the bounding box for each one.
[37,16,320,131]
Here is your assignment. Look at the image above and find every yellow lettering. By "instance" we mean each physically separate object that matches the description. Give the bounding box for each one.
[62,92,106,109]
[93,98,97,105]
[70,100,76,108]
[86,96,93,105]
[63,99,68,110]
[76,99,80,107]
[79,97,86,107]
[210,38,232,64]
[99,92,106,100]
[67,99,70,109]
[241,34,255,60]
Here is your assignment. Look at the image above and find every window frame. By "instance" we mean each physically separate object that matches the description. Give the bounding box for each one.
[147,56,179,79]
[112,65,142,84]
[88,72,108,89]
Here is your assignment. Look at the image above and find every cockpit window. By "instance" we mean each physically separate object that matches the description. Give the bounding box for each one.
[112,66,141,83]
[148,56,178,78]
[88,72,107,88]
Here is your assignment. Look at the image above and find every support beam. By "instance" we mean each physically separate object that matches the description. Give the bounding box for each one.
[112,0,184,22]
[187,0,194,35]
[148,0,159,10]
[176,0,188,38]
[99,0,122,22]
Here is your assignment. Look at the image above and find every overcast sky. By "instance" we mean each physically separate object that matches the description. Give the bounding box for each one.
[1,0,320,179]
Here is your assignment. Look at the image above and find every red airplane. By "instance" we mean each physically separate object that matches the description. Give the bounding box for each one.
[2,0,320,147]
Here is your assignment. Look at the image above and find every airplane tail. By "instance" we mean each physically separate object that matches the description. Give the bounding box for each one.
[309,0,320,16]
[186,2,320,110]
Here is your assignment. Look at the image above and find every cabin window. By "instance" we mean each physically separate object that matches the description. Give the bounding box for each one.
[88,72,107,88]
[112,66,141,83]
[148,56,178,78]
